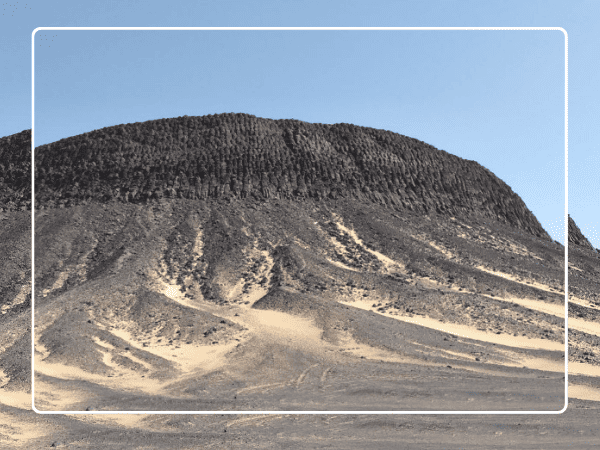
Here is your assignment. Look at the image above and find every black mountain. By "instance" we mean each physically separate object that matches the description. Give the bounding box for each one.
[32,113,549,239]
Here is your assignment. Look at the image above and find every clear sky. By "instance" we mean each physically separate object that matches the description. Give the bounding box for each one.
[1,1,598,248]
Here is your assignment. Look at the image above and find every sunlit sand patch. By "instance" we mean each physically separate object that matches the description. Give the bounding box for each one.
[409,232,457,260]
[192,227,204,257]
[567,360,600,378]
[435,347,479,362]
[68,413,149,428]
[35,355,163,395]
[478,294,599,338]
[74,236,98,283]
[110,326,238,376]
[148,271,205,310]
[162,282,186,303]
[0,411,51,448]
[456,229,543,260]
[227,306,429,368]
[406,338,564,378]
[1,282,31,315]
[33,380,94,411]
[33,331,179,399]
[491,349,600,378]
[92,336,116,351]
[240,309,323,350]
[326,258,360,272]
[404,274,595,338]
[569,296,600,312]
[491,350,565,373]
[569,263,583,272]
[475,265,563,295]
[241,283,270,305]
[213,274,244,302]
[113,249,133,273]
[0,390,32,410]
[41,270,69,297]
[33,318,243,408]
[35,357,129,383]
[236,247,274,304]
[569,383,600,402]
[326,227,361,268]
[332,214,406,272]
[565,316,600,338]
[34,341,51,360]
[427,240,456,259]
[339,299,564,352]
[92,337,154,373]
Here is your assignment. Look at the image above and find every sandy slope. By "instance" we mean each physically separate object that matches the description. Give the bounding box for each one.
[340,298,563,351]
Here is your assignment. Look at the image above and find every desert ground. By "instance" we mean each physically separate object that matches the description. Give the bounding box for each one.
[0,197,598,448]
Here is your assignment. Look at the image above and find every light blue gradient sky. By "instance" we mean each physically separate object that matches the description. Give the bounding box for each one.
[1,1,598,248]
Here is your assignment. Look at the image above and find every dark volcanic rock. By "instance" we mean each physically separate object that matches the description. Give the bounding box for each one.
[30,113,550,239]
[568,214,594,250]
[0,129,31,212]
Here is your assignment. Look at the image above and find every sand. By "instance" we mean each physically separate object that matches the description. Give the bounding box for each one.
[0,410,51,448]
[407,271,600,339]
[1,281,31,315]
[340,299,564,352]
[569,295,600,312]
[42,270,69,298]
[68,412,149,429]
[475,265,563,296]
[33,315,240,408]
[0,390,32,410]
[476,294,600,339]
[427,240,456,259]
[110,326,239,378]
[569,383,600,402]
[34,380,94,411]
[332,215,406,273]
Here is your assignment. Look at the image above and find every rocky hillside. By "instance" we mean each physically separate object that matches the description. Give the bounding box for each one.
[32,113,550,239]
[0,129,31,212]
[568,214,594,251]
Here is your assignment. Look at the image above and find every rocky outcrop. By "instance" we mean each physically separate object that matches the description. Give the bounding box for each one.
[568,214,594,250]
[4,113,549,239]
[0,129,31,212]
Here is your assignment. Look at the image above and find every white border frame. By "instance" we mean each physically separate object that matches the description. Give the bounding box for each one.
[31,27,569,415]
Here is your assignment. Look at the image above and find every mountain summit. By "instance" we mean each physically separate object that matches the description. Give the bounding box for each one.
[33,113,549,239]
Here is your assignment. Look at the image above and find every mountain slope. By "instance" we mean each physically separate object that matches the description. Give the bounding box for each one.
[0,115,600,428]
[29,198,571,412]
[568,214,594,251]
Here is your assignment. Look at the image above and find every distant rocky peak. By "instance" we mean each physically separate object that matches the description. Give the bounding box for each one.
[568,215,594,250]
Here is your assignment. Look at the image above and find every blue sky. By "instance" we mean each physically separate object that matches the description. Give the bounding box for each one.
[1,1,598,248]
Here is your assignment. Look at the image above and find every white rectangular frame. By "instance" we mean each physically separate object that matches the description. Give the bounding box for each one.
[31,26,569,415]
